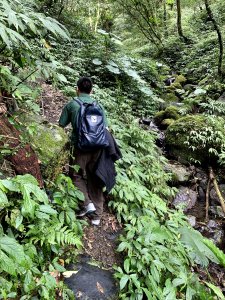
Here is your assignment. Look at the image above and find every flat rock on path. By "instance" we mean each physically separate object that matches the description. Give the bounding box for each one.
[64,256,119,300]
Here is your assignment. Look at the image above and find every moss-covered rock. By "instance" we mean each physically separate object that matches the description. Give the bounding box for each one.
[165,162,191,184]
[164,106,180,120]
[166,82,183,91]
[161,118,175,128]
[154,110,165,126]
[163,92,179,103]
[154,106,180,128]
[175,75,187,85]
[165,115,225,165]
[17,113,69,182]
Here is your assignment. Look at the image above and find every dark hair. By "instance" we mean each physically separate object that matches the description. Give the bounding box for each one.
[77,77,93,94]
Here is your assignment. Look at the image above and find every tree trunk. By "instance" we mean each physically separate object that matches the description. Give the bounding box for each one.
[204,0,224,78]
[163,0,168,37]
[94,1,101,32]
[176,0,186,41]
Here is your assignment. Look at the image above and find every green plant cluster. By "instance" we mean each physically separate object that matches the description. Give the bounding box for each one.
[0,174,84,299]
[0,0,70,112]
[166,114,225,165]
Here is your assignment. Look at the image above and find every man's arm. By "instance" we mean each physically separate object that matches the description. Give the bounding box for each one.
[59,104,70,128]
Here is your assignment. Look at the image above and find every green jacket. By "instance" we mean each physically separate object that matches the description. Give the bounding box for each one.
[59,93,107,145]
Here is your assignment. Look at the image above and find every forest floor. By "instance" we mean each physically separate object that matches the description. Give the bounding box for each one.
[40,83,123,268]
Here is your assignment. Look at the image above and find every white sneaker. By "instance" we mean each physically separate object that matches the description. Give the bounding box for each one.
[91,219,100,226]
[77,203,96,217]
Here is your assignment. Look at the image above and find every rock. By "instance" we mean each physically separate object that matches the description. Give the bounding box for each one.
[198,187,205,202]
[162,92,180,103]
[156,131,165,148]
[210,184,225,205]
[195,168,208,188]
[16,112,69,182]
[170,102,184,107]
[161,118,175,128]
[154,111,165,126]
[207,220,218,229]
[187,215,196,227]
[165,161,192,184]
[149,121,159,131]
[183,84,196,92]
[193,88,206,96]
[218,92,225,102]
[172,187,197,212]
[166,82,183,91]
[174,75,187,85]
[209,206,225,218]
[154,106,180,128]
[164,77,175,86]
[141,118,151,126]
[164,106,180,120]
[165,115,225,165]
[64,260,119,300]
[210,230,224,248]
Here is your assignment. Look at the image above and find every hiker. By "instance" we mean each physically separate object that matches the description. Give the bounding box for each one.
[59,77,121,226]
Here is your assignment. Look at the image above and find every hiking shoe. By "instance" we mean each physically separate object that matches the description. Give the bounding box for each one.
[77,203,96,217]
[91,219,101,226]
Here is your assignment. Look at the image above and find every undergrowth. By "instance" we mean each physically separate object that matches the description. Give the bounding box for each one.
[0,174,84,299]
[97,88,225,299]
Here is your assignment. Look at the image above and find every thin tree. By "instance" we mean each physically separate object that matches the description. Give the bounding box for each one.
[176,0,187,41]
[115,0,162,47]
[204,0,224,78]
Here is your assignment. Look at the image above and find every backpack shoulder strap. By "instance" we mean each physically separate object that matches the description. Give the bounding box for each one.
[74,98,83,106]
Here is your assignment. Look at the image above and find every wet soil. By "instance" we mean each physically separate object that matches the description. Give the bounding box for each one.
[82,208,123,268]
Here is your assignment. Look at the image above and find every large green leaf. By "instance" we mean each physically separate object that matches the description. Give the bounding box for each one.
[0,189,8,207]
[204,282,225,299]
[0,236,27,275]
[179,227,219,266]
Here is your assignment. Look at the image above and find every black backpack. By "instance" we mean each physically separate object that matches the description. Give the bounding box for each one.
[75,98,109,151]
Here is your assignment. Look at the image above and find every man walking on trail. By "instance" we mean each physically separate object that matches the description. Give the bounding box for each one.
[59,77,108,226]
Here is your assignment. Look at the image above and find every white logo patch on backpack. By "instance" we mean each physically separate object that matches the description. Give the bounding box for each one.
[91,115,98,123]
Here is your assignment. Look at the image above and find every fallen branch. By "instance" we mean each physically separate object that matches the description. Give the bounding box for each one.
[205,178,211,222]
[209,167,225,214]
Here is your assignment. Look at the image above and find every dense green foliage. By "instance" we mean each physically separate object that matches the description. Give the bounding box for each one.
[0,174,84,298]
[1,0,225,299]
